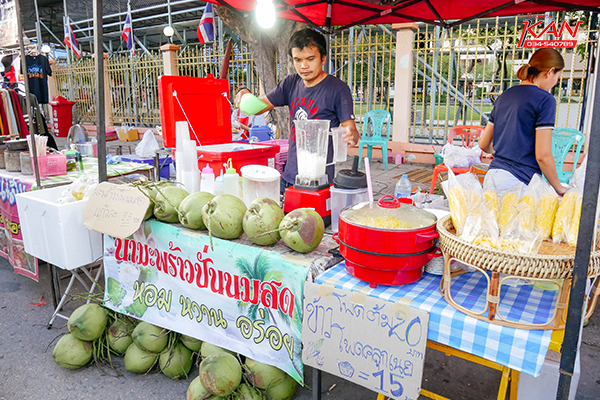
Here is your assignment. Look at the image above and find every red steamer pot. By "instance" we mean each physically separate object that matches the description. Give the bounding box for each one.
[333,195,439,287]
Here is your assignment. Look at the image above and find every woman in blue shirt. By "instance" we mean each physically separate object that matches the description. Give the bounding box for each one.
[479,48,566,196]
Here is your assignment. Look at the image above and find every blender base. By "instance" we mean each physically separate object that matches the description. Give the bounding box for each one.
[284,185,332,227]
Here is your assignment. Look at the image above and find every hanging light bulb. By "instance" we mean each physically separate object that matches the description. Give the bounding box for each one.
[41,45,51,54]
[163,26,175,38]
[255,0,276,29]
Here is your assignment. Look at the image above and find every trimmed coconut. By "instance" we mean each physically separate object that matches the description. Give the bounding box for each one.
[199,353,242,396]
[179,192,215,230]
[132,322,169,353]
[279,208,324,253]
[159,343,193,379]
[154,186,189,223]
[52,333,93,369]
[187,376,219,400]
[67,303,108,341]
[242,197,284,245]
[233,383,263,400]
[181,334,203,352]
[107,318,133,354]
[202,194,247,239]
[244,358,286,390]
[200,341,235,359]
[265,374,298,400]
[124,342,158,374]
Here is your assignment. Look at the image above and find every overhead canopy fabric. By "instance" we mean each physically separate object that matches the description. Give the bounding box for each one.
[209,0,600,30]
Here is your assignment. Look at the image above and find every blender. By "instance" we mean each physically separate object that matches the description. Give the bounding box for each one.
[284,119,332,226]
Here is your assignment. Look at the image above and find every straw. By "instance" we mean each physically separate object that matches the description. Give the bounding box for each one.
[364,157,374,207]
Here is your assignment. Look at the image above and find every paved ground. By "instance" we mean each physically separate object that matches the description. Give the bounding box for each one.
[0,156,598,400]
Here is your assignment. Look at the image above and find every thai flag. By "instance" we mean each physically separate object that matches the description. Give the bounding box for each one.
[122,11,134,52]
[63,19,81,58]
[197,3,214,44]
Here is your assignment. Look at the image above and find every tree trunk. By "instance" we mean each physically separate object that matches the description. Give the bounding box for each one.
[214,6,304,139]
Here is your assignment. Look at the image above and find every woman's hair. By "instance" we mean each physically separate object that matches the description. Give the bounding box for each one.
[516,48,565,81]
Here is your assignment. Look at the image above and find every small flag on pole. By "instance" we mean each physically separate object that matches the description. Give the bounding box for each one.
[197,3,215,44]
[64,19,81,58]
[122,10,135,52]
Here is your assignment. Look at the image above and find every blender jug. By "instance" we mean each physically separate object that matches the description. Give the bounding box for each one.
[294,119,331,186]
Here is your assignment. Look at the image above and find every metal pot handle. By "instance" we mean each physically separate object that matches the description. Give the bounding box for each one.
[377,194,402,208]
[416,230,439,244]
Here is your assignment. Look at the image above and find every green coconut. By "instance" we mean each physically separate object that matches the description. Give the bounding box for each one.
[200,341,235,359]
[132,322,169,353]
[265,374,298,400]
[187,376,220,400]
[124,342,158,373]
[181,334,203,352]
[159,343,193,379]
[67,303,108,341]
[202,194,247,239]
[52,333,93,369]
[107,318,133,354]
[199,353,242,396]
[243,197,284,245]
[244,358,286,390]
[138,181,174,220]
[233,383,263,400]
[279,208,325,253]
[154,186,189,223]
[179,192,215,230]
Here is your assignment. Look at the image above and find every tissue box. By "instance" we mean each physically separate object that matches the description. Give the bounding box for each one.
[118,128,139,142]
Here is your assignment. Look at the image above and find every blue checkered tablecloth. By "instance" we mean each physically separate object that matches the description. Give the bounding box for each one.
[316,263,556,377]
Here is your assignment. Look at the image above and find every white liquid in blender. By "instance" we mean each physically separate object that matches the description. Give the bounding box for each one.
[297,149,326,178]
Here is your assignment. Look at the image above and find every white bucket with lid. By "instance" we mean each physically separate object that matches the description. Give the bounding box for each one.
[240,165,281,207]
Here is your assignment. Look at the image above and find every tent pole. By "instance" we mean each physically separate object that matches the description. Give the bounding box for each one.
[15,0,41,189]
[94,0,107,183]
[556,42,600,400]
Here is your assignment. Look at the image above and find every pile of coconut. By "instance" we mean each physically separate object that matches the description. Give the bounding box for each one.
[53,302,298,399]
[137,181,324,253]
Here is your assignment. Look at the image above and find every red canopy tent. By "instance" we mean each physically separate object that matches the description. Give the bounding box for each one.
[208,1,600,400]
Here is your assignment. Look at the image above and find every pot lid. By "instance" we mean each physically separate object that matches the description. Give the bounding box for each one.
[6,139,28,151]
[340,195,437,230]
[333,156,367,189]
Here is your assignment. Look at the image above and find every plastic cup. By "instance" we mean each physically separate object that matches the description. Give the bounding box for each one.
[331,127,348,162]
[239,93,268,115]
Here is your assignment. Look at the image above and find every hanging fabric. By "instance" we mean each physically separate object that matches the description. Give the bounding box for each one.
[8,90,28,138]
[25,54,52,104]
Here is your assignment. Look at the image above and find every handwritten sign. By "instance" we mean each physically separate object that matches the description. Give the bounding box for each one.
[302,282,429,400]
[83,182,150,238]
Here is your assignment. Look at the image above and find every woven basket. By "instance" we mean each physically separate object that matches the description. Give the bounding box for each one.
[437,215,600,280]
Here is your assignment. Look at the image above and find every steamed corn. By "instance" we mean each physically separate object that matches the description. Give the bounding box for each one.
[484,190,499,220]
[473,235,496,248]
[517,194,538,233]
[552,191,578,243]
[498,192,519,233]
[449,186,468,234]
[536,193,559,239]
[567,194,583,247]
[355,216,413,230]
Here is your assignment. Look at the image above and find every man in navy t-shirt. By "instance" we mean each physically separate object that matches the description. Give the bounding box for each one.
[259,29,359,188]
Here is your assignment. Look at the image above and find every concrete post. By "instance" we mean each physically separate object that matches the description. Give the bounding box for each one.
[160,44,180,76]
[103,53,113,127]
[391,23,418,143]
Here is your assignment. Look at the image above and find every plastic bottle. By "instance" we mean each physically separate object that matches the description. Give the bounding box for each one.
[214,169,224,196]
[394,174,412,199]
[200,163,215,194]
[223,158,240,198]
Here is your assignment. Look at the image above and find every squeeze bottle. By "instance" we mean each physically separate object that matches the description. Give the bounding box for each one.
[223,158,240,197]
[214,169,224,196]
[200,163,215,194]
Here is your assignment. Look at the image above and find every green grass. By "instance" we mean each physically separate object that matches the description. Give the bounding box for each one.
[353,102,494,122]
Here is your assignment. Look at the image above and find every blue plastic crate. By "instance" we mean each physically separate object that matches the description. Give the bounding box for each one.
[120,153,173,180]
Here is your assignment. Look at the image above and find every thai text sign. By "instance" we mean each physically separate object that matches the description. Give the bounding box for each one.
[103,220,307,383]
[302,282,428,400]
[518,20,583,48]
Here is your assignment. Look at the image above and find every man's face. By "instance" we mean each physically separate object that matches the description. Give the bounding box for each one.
[291,46,326,85]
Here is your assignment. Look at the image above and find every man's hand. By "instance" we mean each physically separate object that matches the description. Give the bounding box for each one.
[340,119,360,146]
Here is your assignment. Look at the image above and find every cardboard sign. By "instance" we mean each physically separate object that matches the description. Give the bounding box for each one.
[83,182,150,238]
[302,282,429,400]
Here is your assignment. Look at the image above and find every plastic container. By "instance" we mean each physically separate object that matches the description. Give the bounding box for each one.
[294,119,330,181]
[200,163,215,194]
[249,125,272,142]
[240,165,281,206]
[20,152,33,175]
[5,150,21,172]
[50,96,76,137]
[395,174,412,198]
[223,158,240,197]
[331,127,348,162]
[120,154,173,180]
[330,186,369,232]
